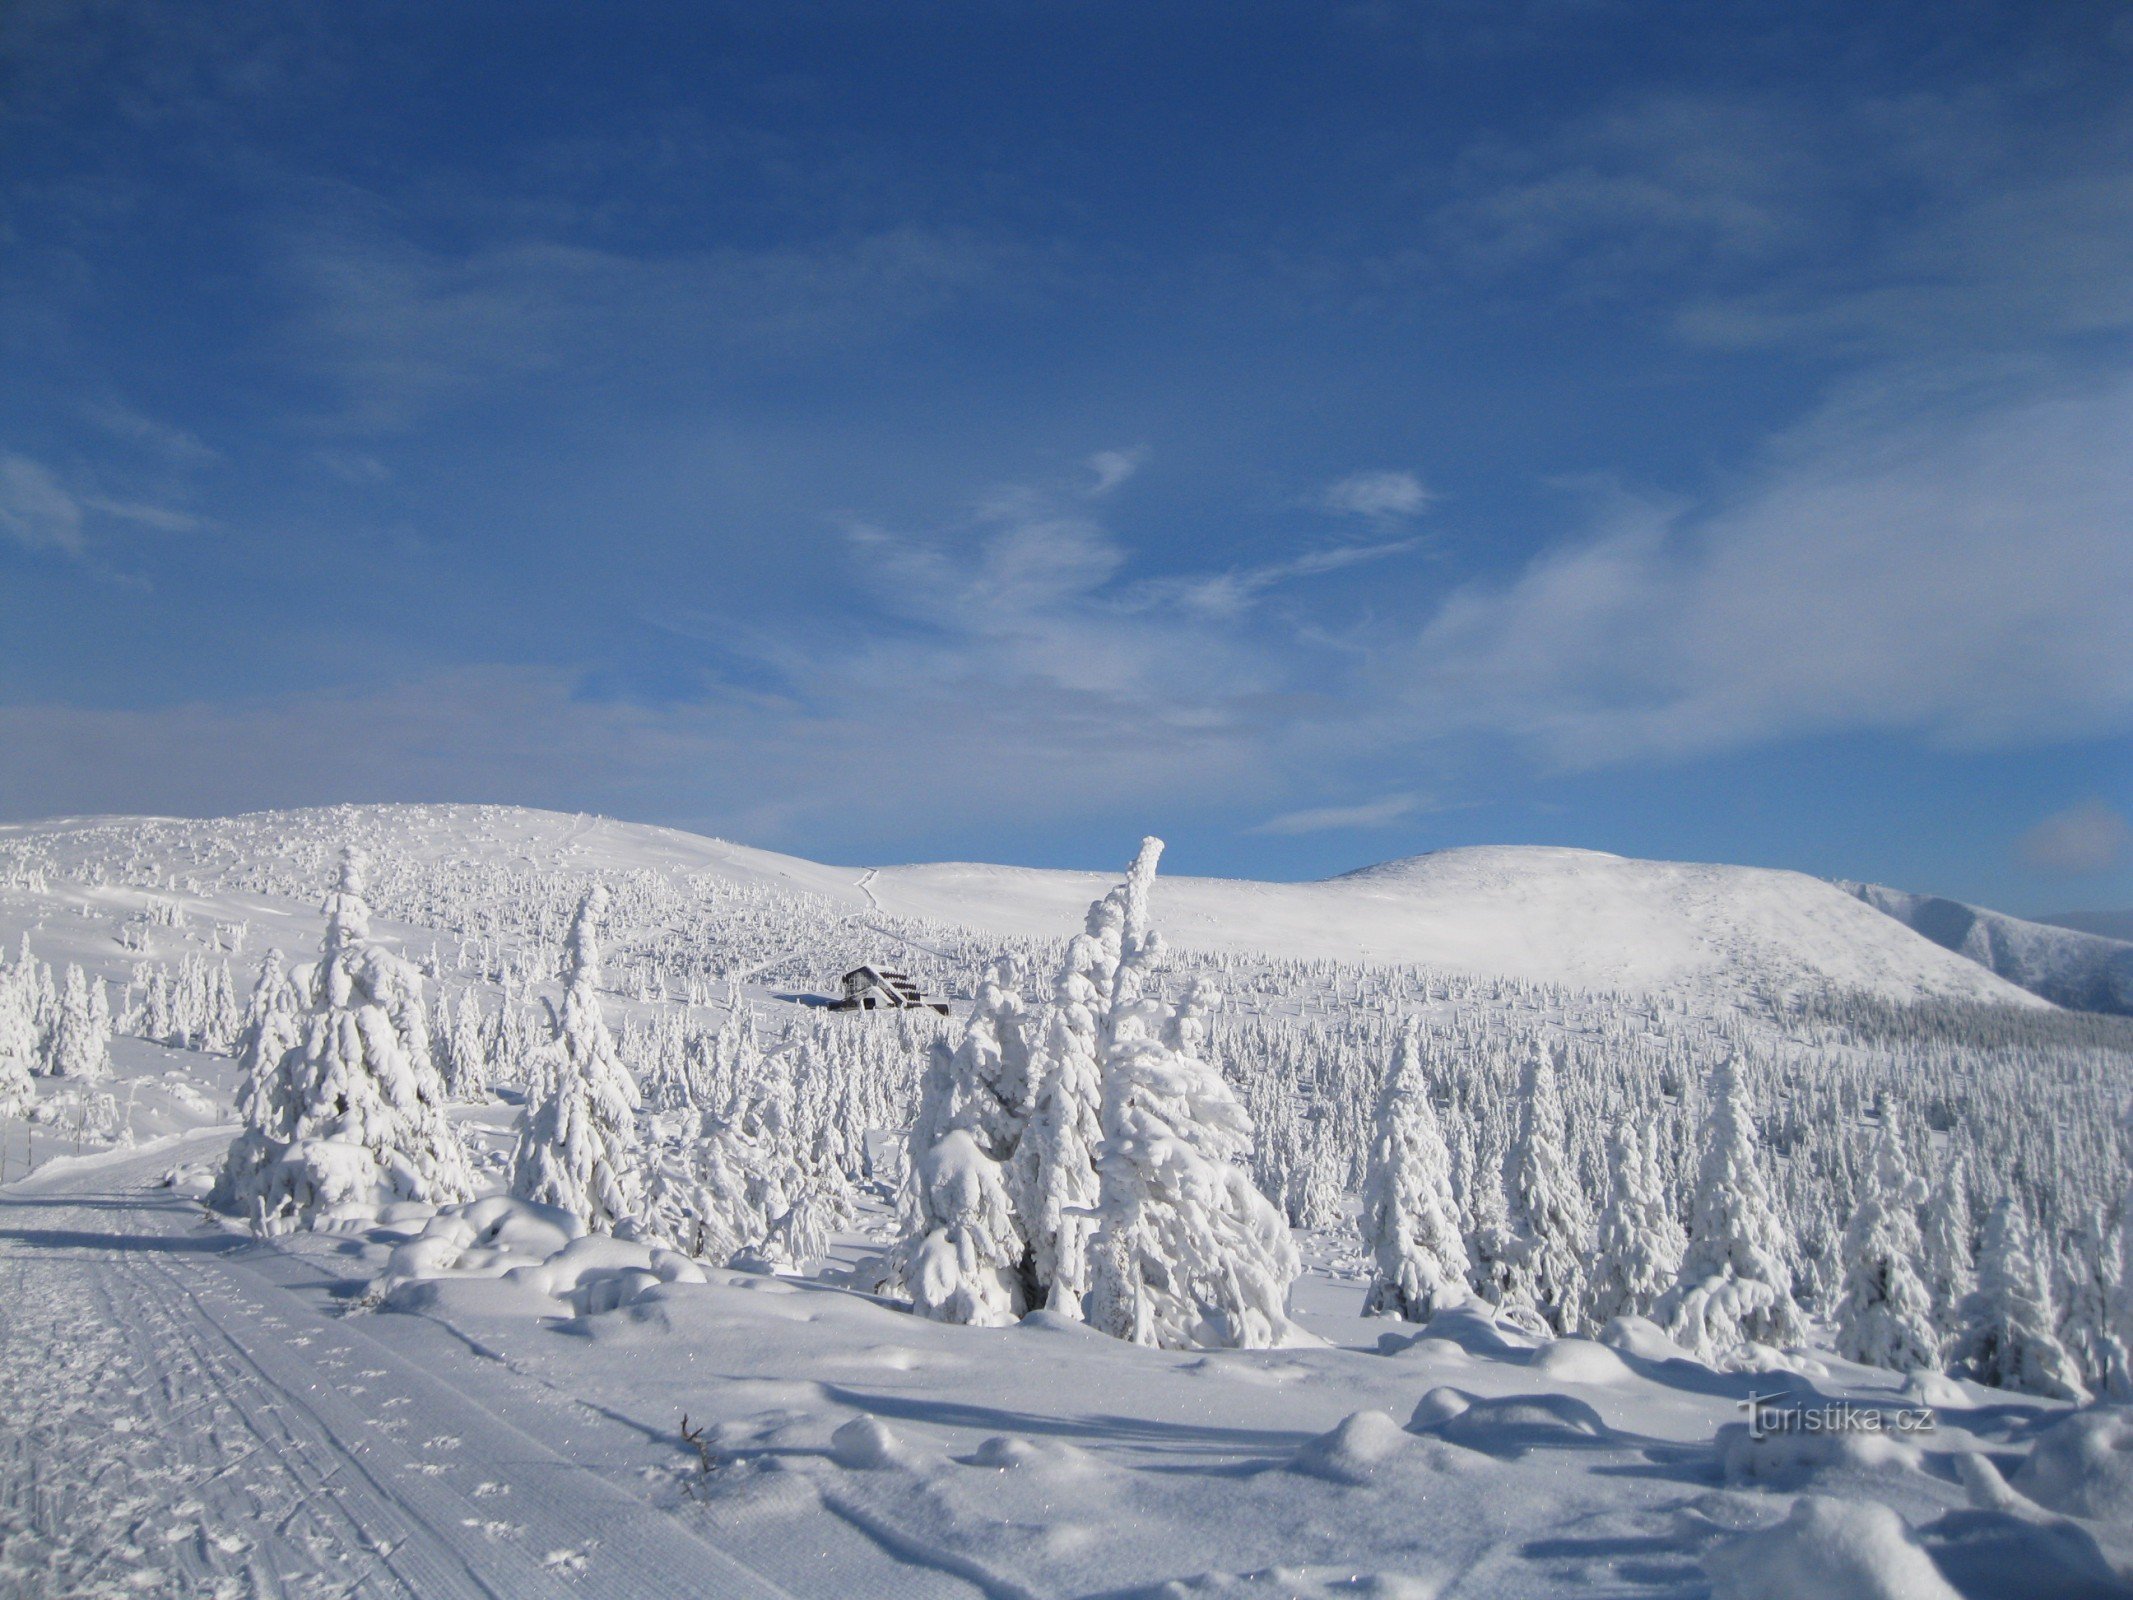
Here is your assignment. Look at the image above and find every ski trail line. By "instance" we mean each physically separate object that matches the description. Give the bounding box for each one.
[0,1143,806,1600]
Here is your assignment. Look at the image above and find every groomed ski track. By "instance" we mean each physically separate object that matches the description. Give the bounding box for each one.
[0,1140,976,1600]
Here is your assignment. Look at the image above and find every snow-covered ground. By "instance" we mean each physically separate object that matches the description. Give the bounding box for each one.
[5,1136,2128,1599]
[3,804,2131,1598]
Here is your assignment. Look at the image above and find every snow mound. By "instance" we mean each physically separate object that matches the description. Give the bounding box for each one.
[830,1415,907,1470]
[1406,1389,1612,1457]
[2011,1409,2133,1523]
[1529,1336,1633,1385]
[379,1201,703,1316]
[1702,1496,1960,1600]
[1291,1409,1408,1484]
[1716,1420,1923,1487]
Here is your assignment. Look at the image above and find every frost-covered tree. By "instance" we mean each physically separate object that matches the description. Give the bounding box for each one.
[897,958,1036,1325]
[1919,1152,1977,1343]
[48,964,112,1081]
[1835,1117,1940,1374]
[1656,1058,1808,1361]
[0,959,35,1115]
[1954,1197,2088,1402]
[445,987,493,1101]
[1359,1016,1469,1322]
[215,849,473,1230]
[208,950,306,1212]
[1588,1122,1685,1327]
[511,886,645,1234]
[1501,1043,1591,1334]
[1086,840,1301,1350]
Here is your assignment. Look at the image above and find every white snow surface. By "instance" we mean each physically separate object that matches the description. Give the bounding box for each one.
[3,803,2123,1600]
[5,803,2034,1007]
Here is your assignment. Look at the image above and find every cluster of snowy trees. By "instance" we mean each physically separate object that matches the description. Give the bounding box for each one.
[0,939,114,1108]
[21,811,2127,1393]
[212,849,936,1267]
[892,840,1301,1350]
[1353,1019,2128,1396]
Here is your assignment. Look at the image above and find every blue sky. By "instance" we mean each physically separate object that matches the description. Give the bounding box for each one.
[1,1,2128,914]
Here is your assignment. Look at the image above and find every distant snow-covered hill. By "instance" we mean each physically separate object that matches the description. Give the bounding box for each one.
[868,842,2042,1008]
[1,804,2042,1013]
[1839,880,2133,1016]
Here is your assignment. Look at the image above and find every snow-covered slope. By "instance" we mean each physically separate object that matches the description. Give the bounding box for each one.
[867,844,2039,1007]
[1840,880,2133,1015]
[0,806,2042,1011]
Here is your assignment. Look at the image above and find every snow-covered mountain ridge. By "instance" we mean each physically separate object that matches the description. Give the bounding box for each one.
[1839,880,2133,1016]
[0,804,2041,1011]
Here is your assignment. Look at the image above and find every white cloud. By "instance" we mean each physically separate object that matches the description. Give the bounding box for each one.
[0,454,86,554]
[1393,373,2133,763]
[1160,538,1422,619]
[1247,793,1421,835]
[1087,447,1146,496]
[0,452,205,556]
[1323,469,1433,520]
[2018,800,2131,876]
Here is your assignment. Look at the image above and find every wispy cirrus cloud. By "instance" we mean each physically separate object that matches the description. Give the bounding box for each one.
[1321,468,1433,521]
[0,450,205,557]
[1247,793,1422,835]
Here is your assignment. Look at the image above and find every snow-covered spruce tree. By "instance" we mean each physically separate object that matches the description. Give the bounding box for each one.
[1015,934,1117,1322]
[1919,1151,1977,1345]
[511,886,645,1235]
[1954,1197,2088,1401]
[1655,1057,1807,1362]
[896,958,1037,1325]
[1501,1042,1591,1335]
[445,987,493,1101]
[0,960,34,1116]
[1085,839,1301,1350]
[1835,1117,1940,1374]
[215,848,474,1231]
[1587,1122,1685,1327]
[208,949,306,1213]
[1359,1015,1469,1322]
[2109,1100,2133,1402]
[48,964,112,1081]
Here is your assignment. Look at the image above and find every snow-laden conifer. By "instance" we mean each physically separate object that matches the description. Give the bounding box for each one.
[1835,1116,1940,1373]
[1919,1151,1976,1342]
[209,949,305,1213]
[0,958,34,1115]
[1359,1016,1468,1322]
[48,964,112,1081]
[1953,1196,2088,1401]
[216,849,473,1230]
[1655,1057,1807,1361]
[511,886,644,1234]
[446,988,493,1100]
[898,958,1036,1325]
[1085,839,1301,1350]
[1501,1042,1591,1334]
[1587,1122,1685,1327]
